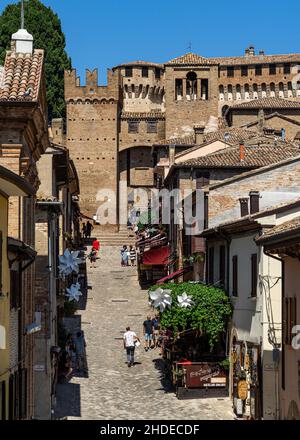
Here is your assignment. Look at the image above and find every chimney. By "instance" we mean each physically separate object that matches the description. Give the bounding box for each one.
[249,46,255,56]
[169,144,176,167]
[194,125,205,144]
[11,28,33,54]
[245,47,250,56]
[259,50,265,56]
[239,198,249,217]
[249,191,260,214]
[239,142,245,162]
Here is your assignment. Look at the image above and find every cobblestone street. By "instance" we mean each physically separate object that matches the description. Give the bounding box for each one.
[55,246,234,420]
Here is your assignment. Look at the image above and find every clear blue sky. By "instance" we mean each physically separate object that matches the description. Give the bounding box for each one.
[1,0,300,84]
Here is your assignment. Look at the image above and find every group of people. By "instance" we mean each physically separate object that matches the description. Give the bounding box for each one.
[59,331,87,380]
[81,221,94,239]
[123,315,161,367]
[120,245,136,267]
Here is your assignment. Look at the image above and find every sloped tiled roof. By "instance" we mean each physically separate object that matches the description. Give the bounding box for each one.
[0,49,44,102]
[178,143,300,168]
[156,127,258,148]
[230,97,300,110]
[257,217,300,241]
[166,52,215,66]
[210,53,300,66]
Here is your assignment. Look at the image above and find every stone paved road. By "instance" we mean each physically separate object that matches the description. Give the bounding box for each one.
[55,246,234,420]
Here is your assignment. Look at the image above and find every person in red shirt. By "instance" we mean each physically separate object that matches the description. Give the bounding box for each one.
[92,239,100,252]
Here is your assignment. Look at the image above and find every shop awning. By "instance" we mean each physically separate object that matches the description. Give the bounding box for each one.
[156,266,192,285]
[142,246,170,266]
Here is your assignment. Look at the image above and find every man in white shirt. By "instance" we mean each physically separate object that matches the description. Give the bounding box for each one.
[123,326,140,367]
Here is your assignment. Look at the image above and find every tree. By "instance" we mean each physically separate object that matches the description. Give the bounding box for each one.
[149,283,233,349]
[0,0,71,120]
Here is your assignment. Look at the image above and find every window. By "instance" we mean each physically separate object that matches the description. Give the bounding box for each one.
[283,297,297,345]
[208,247,214,284]
[195,171,210,189]
[125,67,133,77]
[227,66,234,78]
[186,71,197,100]
[155,68,161,79]
[128,120,139,133]
[251,254,258,297]
[232,255,238,296]
[142,67,148,78]
[147,120,157,133]
[269,64,276,75]
[241,66,248,76]
[201,79,209,100]
[219,245,226,288]
[1,381,6,420]
[255,65,262,76]
[284,63,291,74]
[175,79,183,100]
[10,270,21,310]
[0,231,2,296]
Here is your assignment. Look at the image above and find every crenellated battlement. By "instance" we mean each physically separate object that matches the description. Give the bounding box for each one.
[64,68,120,102]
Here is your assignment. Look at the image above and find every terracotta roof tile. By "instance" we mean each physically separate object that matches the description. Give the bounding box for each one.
[258,217,300,240]
[230,97,300,110]
[179,142,300,168]
[166,52,216,66]
[0,49,44,102]
[210,53,300,66]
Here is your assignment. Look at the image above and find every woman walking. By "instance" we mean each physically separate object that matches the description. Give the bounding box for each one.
[121,245,129,267]
[129,245,136,266]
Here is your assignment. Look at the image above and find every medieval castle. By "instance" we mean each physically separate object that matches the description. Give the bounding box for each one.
[53,46,300,227]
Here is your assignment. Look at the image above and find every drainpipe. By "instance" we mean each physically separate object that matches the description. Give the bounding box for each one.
[263,248,282,421]
[217,229,231,295]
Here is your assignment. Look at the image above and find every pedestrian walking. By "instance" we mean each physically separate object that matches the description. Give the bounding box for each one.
[89,247,98,268]
[123,326,140,367]
[74,331,87,373]
[129,245,136,266]
[82,223,87,239]
[121,245,129,267]
[152,315,160,348]
[92,238,100,252]
[143,316,154,351]
[86,221,94,238]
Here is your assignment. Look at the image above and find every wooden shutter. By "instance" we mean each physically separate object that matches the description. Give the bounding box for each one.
[219,245,226,288]
[208,247,214,284]
[1,381,6,420]
[0,231,3,295]
[251,254,258,297]
[232,255,238,296]
[290,297,297,345]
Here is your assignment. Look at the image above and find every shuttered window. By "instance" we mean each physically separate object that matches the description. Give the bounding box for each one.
[283,297,297,345]
[0,381,6,420]
[251,254,258,297]
[0,231,3,295]
[219,245,225,288]
[208,247,214,284]
[232,255,238,296]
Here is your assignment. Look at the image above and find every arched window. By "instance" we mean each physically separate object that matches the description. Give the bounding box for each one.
[279,82,284,98]
[270,82,276,97]
[236,84,241,100]
[288,82,293,98]
[186,71,197,100]
[253,84,258,99]
[261,83,267,98]
[219,85,224,101]
[227,84,233,101]
[244,84,250,100]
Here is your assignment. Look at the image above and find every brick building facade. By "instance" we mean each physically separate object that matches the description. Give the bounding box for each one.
[65,47,300,226]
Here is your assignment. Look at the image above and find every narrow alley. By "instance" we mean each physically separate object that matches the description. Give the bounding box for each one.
[55,245,234,420]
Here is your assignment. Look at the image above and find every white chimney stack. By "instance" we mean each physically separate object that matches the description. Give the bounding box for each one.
[11,28,33,54]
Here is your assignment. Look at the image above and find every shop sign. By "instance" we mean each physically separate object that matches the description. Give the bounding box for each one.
[34,365,45,372]
[238,380,248,400]
[185,363,227,388]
